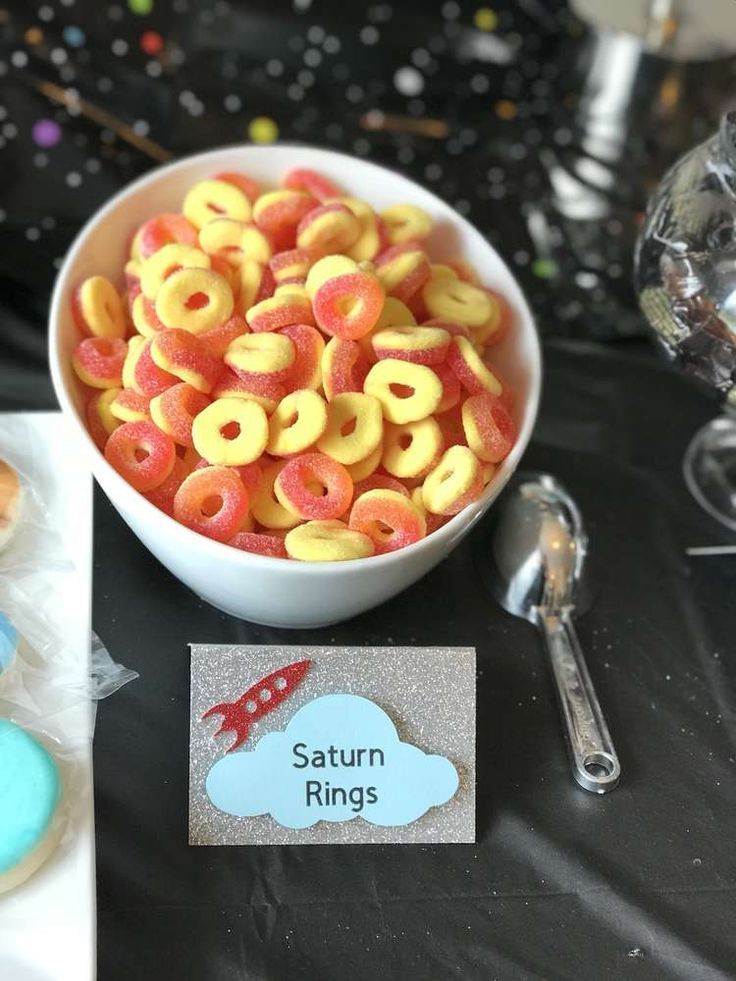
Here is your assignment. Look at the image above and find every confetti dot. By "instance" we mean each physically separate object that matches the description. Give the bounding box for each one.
[248,116,278,144]
[532,258,558,279]
[266,58,283,77]
[26,227,41,242]
[11,51,29,68]
[63,25,85,47]
[224,94,241,112]
[50,47,68,65]
[441,1,460,18]
[2,122,17,139]
[33,152,48,167]
[146,60,162,77]
[128,0,153,14]
[287,83,304,101]
[471,73,489,94]
[360,25,379,44]
[111,39,129,56]
[306,25,324,44]
[66,171,82,188]
[25,27,43,45]
[495,99,517,120]
[38,5,54,22]
[323,35,340,54]
[303,47,321,67]
[394,66,424,97]
[132,119,150,135]
[32,118,62,148]
[474,7,498,31]
[140,30,163,55]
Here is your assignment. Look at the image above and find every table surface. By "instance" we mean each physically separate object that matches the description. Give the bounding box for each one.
[2,2,736,979]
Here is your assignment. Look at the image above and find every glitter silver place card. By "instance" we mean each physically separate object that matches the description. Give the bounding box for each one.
[189,645,475,846]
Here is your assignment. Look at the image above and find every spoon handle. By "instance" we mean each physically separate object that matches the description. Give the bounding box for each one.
[538,610,621,794]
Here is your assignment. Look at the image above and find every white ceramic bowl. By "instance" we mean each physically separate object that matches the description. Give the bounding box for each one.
[49,145,541,628]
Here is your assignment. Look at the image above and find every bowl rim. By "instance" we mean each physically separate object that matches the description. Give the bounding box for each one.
[49,143,542,575]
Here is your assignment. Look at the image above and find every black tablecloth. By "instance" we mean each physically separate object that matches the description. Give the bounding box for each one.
[2,2,736,979]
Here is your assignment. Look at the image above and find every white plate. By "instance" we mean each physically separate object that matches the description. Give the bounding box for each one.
[0,412,95,981]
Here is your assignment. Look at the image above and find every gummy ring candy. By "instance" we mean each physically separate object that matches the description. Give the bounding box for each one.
[433,361,462,413]
[358,294,417,362]
[461,393,517,463]
[150,329,221,393]
[212,367,285,414]
[86,388,121,449]
[127,337,177,397]
[131,293,166,337]
[194,457,262,502]
[349,488,426,555]
[446,336,504,397]
[199,313,248,358]
[380,204,432,244]
[173,466,250,542]
[313,271,384,340]
[421,278,492,328]
[345,441,383,482]
[144,456,190,517]
[279,323,325,392]
[372,325,450,366]
[421,445,483,516]
[104,419,176,492]
[285,519,374,562]
[247,291,315,333]
[235,258,275,313]
[353,473,410,500]
[269,247,314,284]
[225,332,295,382]
[478,288,513,347]
[252,190,315,250]
[71,276,127,339]
[284,168,340,202]
[316,392,383,466]
[375,245,431,305]
[182,179,251,229]
[110,388,151,423]
[305,254,357,299]
[137,213,198,259]
[335,197,383,262]
[321,337,370,401]
[228,530,288,558]
[150,382,210,447]
[191,397,268,466]
[140,243,211,300]
[251,460,301,530]
[268,388,328,456]
[274,452,353,520]
[382,417,442,479]
[155,267,234,334]
[200,219,273,268]
[72,337,127,389]
[124,259,142,297]
[214,171,261,204]
[296,202,361,255]
[363,358,442,424]
[429,264,458,282]
[410,485,449,535]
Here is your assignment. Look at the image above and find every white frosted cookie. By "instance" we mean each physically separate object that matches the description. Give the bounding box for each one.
[0,720,63,894]
[0,458,22,553]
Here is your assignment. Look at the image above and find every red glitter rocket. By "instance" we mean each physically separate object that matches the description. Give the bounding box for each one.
[202,659,312,752]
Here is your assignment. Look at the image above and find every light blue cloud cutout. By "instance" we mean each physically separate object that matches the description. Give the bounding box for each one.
[205,693,459,829]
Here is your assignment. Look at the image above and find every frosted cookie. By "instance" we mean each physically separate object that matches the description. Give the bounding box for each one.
[0,719,62,895]
[0,612,17,681]
[0,458,22,552]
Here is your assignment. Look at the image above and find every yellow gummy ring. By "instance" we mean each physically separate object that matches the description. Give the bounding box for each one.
[305,254,357,299]
[140,243,211,300]
[76,275,127,338]
[382,417,442,478]
[251,460,301,529]
[345,441,383,482]
[155,267,234,334]
[191,397,268,466]
[225,332,295,376]
[421,278,491,328]
[285,519,374,561]
[268,389,328,457]
[422,445,482,515]
[380,203,433,244]
[182,179,251,229]
[316,392,384,465]
[363,358,442,424]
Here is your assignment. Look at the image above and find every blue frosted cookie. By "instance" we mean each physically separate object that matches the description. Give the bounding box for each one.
[0,719,62,894]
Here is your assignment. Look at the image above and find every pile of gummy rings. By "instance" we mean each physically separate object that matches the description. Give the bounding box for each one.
[70,167,521,562]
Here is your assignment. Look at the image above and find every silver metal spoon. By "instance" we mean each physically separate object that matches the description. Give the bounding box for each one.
[485,473,621,794]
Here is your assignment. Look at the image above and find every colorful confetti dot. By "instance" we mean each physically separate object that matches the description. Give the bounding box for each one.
[494,99,517,121]
[25,26,43,45]
[32,118,62,148]
[128,0,153,14]
[248,116,278,144]
[531,258,559,279]
[474,7,498,32]
[63,25,86,47]
[140,30,163,55]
